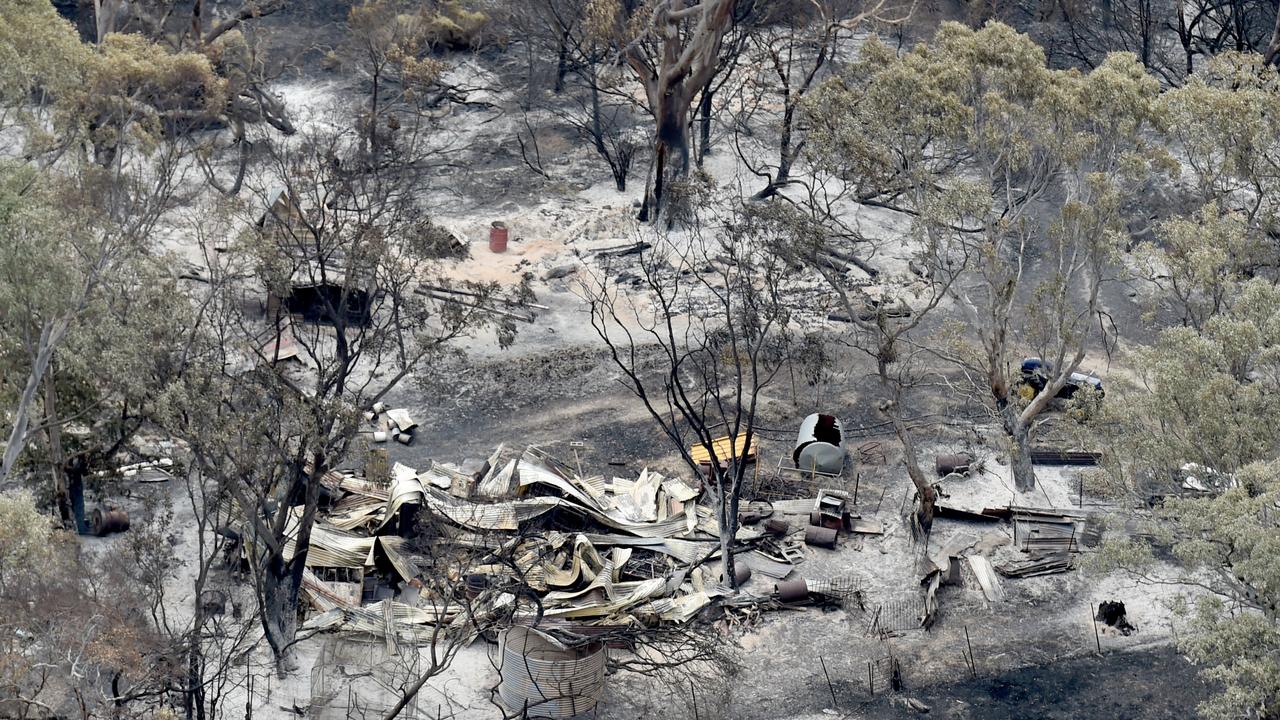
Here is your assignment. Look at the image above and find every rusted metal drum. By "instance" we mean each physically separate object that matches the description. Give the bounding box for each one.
[764,518,790,536]
[810,510,842,530]
[728,563,752,585]
[489,221,509,253]
[935,453,973,477]
[774,577,809,603]
[91,508,130,536]
[804,525,838,549]
[464,574,488,600]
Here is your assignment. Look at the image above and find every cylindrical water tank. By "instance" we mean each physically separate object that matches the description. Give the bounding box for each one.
[793,413,845,475]
[499,626,607,718]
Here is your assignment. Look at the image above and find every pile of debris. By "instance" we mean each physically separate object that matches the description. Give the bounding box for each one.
[995,507,1089,578]
[265,444,888,651]
[932,487,1094,581]
[363,403,419,445]
[235,429,894,715]
[928,446,1100,572]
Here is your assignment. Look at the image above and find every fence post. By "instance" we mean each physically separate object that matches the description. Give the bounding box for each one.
[964,625,977,678]
[819,655,838,708]
[1091,604,1102,654]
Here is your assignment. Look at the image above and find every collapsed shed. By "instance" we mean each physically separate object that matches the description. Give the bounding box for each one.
[258,189,376,325]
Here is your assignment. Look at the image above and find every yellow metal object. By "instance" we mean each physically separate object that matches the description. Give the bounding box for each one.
[690,434,756,466]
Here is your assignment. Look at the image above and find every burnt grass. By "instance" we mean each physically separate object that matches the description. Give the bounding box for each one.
[386,341,892,472]
[856,645,1213,720]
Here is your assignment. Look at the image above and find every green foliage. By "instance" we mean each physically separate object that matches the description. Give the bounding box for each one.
[1134,204,1266,329]
[1097,90,1280,713]
[73,33,226,155]
[0,163,84,351]
[1182,598,1280,720]
[1103,319,1280,481]
[1163,54,1280,223]
[1,1,228,157]
[0,155,189,485]
[1156,462,1280,719]
[424,0,490,49]
[0,491,67,596]
[803,23,1165,487]
[805,23,1163,195]
[0,0,88,140]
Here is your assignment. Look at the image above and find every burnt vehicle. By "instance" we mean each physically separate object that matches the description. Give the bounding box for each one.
[1019,357,1104,399]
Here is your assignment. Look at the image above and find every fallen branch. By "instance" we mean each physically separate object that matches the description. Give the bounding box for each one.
[595,241,652,257]
[417,284,549,310]
[413,288,536,323]
[822,243,879,278]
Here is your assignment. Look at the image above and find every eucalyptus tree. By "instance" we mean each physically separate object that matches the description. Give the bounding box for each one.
[588,0,743,217]
[803,22,1166,492]
[1092,243,1280,720]
[0,2,206,510]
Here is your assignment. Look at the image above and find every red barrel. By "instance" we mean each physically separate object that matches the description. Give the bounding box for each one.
[489,221,509,253]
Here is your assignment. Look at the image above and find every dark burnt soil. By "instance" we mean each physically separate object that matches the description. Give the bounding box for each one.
[379,342,896,475]
[858,645,1212,720]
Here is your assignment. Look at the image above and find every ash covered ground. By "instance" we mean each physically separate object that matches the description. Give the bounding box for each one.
[84,5,1219,718]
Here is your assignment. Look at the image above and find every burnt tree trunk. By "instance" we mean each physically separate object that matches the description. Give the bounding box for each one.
[696,84,713,166]
[775,102,795,185]
[650,95,692,217]
[754,102,797,200]
[890,406,934,534]
[1005,409,1036,492]
[260,551,305,673]
[258,456,324,674]
[43,366,74,528]
[191,0,204,44]
[590,67,605,155]
[554,30,569,93]
[624,0,738,220]
[1266,6,1280,65]
[717,466,742,590]
[185,605,206,720]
